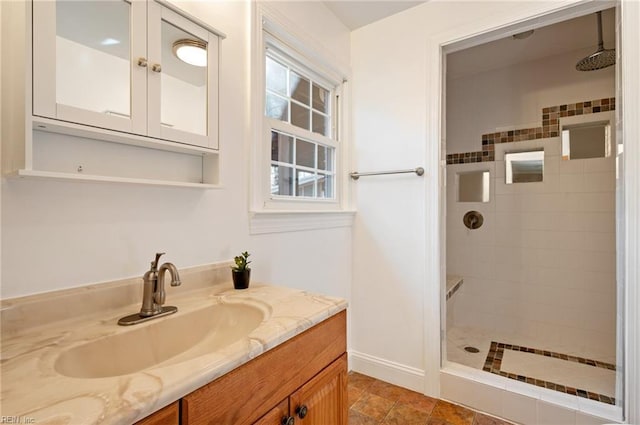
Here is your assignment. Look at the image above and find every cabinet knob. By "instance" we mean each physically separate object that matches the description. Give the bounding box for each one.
[295,405,308,419]
[281,416,295,425]
[137,58,148,67]
[152,63,162,73]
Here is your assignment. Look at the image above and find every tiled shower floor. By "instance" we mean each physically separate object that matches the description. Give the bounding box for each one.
[447,326,616,404]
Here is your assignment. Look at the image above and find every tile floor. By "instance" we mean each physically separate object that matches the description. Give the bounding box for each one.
[348,371,513,425]
[447,326,616,404]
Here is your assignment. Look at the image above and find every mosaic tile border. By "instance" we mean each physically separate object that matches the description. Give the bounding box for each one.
[483,341,617,405]
[446,97,615,165]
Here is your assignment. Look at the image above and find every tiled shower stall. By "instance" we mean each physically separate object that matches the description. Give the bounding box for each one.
[446,136,617,403]
[444,9,619,410]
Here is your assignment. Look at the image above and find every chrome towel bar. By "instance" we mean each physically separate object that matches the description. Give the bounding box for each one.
[350,167,425,180]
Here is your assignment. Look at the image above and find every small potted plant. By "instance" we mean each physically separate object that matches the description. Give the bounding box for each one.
[231,251,251,290]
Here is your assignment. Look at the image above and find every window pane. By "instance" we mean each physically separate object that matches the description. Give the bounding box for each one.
[291,103,310,131]
[296,170,316,197]
[317,146,334,171]
[317,174,334,198]
[264,49,338,201]
[266,93,288,121]
[271,165,293,196]
[266,56,287,96]
[271,131,293,163]
[312,84,329,113]
[296,139,315,168]
[312,112,329,136]
[290,71,310,105]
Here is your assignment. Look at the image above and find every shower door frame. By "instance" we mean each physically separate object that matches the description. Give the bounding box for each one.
[426,0,640,423]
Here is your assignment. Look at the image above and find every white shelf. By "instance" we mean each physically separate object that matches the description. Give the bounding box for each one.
[13,169,222,190]
[32,117,217,157]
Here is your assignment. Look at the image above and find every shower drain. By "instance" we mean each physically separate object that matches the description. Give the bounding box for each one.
[464,346,480,353]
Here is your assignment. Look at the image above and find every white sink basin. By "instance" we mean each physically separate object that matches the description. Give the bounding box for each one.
[54,303,265,378]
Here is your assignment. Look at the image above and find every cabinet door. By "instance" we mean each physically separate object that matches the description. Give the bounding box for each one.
[135,402,179,425]
[32,0,147,134]
[146,2,219,149]
[253,399,290,425]
[289,354,348,425]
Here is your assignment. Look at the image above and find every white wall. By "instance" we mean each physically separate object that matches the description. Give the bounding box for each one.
[0,1,352,303]
[349,15,428,390]
[447,137,617,362]
[447,50,615,154]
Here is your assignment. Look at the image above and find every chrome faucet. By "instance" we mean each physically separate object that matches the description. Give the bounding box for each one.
[118,252,182,326]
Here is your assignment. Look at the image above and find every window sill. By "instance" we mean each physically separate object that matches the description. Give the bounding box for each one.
[249,209,356,235]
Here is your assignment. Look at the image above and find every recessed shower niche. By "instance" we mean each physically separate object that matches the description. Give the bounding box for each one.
[504,150,544,184]
[457,170,490,202]
[561,112,614,161]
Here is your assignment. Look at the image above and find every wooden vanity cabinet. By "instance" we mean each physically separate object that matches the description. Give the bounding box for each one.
[253,399,290,425]
[253,355,347,425]
[287,354,348,425]
[136,401,179,425]
[180,310,347,425]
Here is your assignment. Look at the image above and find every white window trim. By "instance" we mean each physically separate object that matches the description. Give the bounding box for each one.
[249,3,354,234]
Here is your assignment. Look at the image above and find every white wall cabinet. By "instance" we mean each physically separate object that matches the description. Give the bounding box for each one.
[2,0,223,188]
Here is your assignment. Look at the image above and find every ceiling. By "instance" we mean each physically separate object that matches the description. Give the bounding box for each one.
[447,7,616,79]
[321,2,616,79]
[323,1,425,30]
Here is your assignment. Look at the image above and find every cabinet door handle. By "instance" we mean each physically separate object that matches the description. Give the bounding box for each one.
[152,63,162,73]
[137,58,148,67]
[281,416,295,425]
[295,405,308,419]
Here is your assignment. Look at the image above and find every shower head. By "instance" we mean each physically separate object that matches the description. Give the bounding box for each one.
[576,49,616,71]
[576,11,615,71]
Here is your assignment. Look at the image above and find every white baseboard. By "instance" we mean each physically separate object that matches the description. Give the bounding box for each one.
[348,350,425,393]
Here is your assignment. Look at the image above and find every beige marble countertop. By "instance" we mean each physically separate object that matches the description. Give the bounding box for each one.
[0,263,347,424]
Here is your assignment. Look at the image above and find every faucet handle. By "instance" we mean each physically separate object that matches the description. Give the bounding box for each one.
[151,252,165,271]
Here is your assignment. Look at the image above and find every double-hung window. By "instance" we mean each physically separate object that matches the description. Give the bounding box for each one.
[263,34,342,204]
[250,10,353,233]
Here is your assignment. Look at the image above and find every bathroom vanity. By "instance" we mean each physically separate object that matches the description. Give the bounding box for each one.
[0,263,348,424]
[139,311,346,425]
[180,312,346,425]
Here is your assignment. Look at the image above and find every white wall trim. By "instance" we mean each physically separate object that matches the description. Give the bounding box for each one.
[349,350,425,393]
[621,0,640,423]
[424,33,444,399]
[249,210,355,235]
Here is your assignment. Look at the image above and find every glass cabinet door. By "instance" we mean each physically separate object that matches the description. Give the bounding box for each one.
[32,0,146,134]
[146,3,219,149]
